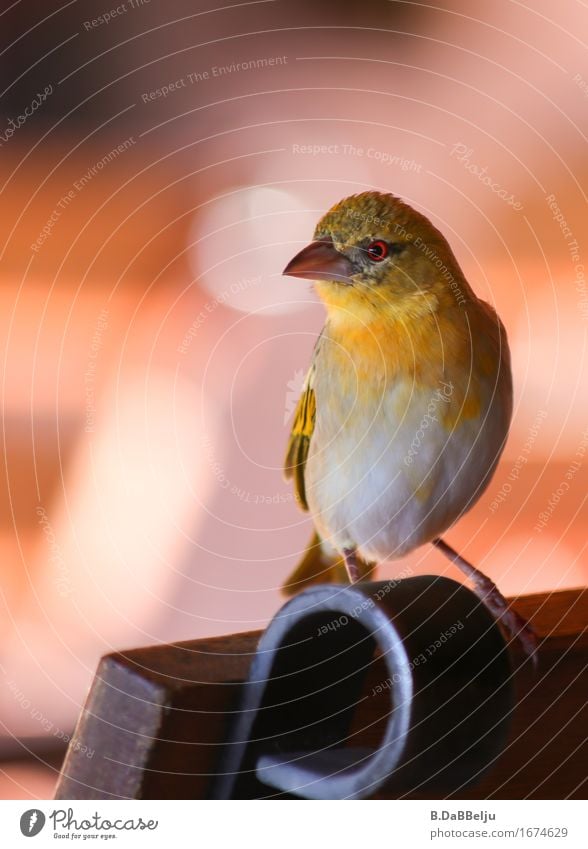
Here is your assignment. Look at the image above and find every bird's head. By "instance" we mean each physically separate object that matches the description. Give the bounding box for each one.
[284,191,471,323]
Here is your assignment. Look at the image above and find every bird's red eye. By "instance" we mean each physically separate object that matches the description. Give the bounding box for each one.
[366,240,389,261]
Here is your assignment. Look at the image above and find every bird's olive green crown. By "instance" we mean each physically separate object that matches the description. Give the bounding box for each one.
[313,191,470,301]
[314,190,443,247]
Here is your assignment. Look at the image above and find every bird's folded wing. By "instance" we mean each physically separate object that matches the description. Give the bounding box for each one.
[284,373,315,511]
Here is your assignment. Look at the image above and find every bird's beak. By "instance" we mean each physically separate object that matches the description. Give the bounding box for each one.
[283,238,354,283]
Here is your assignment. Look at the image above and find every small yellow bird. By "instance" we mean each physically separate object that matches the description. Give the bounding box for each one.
[283,191,536,656]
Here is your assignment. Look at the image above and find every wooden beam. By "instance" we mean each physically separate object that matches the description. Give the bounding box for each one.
[54,587,587,800]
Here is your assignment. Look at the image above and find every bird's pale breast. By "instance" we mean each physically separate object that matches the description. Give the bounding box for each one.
[304,306,512,562]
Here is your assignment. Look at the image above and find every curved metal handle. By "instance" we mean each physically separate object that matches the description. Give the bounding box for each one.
[213,575,514,799]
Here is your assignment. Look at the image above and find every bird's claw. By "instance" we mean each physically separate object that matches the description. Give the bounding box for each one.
[432,538,539,668]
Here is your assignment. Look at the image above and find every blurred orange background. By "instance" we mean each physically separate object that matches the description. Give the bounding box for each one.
[0,0,586,797]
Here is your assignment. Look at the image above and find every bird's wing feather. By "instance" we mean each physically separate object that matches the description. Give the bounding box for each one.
[284,369,316,511]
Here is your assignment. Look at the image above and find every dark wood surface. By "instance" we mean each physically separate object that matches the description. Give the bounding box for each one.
[54,587,587,800]
[400,587,588,799]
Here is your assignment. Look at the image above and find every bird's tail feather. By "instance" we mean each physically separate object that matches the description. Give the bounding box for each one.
[281,531,374,596]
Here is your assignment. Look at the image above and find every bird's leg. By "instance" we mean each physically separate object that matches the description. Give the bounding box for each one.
[342,547,361,583]
[432,537,538,663]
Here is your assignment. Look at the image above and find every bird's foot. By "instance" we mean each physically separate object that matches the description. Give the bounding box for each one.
[343,548,361,583]
[432,537,539,666]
